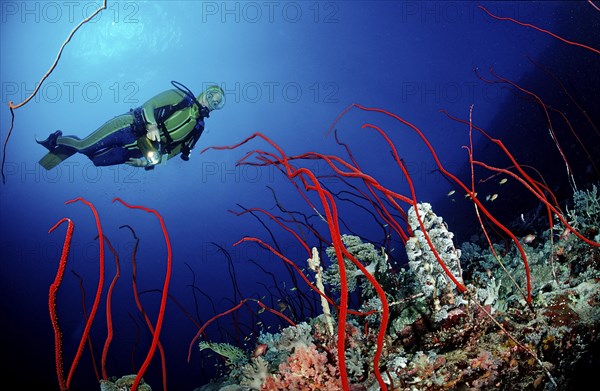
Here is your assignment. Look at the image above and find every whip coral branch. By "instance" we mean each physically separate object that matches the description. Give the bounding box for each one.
[234,237,337,310]
[230,207,312,256]
[475,67,577,191]
[1,1,107,183]
[202,133,391,390]
[64,197,106,389]
[48,218,74,391]
[201,92,600,387]
[187,298,296,363]
[478,5,600,55]
[113,198,172,391]
[329,104,534,303]
[130,250,169,391]
[70,270,101,383]
[441,109,600,248]
[99,236,121,381]
[230,206,318,318]
[48,199,173,391]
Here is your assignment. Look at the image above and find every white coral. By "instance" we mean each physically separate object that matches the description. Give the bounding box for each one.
[406,203,463,310]
[240,357,269,390]
[258,322,313,355]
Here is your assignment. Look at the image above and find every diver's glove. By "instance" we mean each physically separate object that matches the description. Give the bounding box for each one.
[146,123,160,142]
[126,157,150,167]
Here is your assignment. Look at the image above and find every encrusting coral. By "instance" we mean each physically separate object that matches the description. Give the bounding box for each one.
[100,374,152,391]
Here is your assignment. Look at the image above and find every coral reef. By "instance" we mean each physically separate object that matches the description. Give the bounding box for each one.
[100,374,152,391]
[260,344,341,390]
[197,187,600,391]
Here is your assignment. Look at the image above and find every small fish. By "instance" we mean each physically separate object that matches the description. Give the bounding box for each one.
[447,190,455,196]
[523,234,536,244]
[290,287,297,291]
[499,178,508,185]
[490,193,498,201]
[257,307,265,314]
[520,213,526,223]
[253,343,268,358]
[486,195,491,201]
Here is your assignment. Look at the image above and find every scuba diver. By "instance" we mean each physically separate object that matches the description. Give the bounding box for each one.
[36,81,225,170]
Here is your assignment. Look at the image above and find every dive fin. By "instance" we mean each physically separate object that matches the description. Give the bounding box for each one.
[39,146,77,170]
[36,130,63,151]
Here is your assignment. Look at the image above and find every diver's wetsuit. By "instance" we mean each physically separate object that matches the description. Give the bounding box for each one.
[39,88,207,170]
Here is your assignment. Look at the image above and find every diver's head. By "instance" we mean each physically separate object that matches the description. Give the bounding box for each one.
[198,85,225,111]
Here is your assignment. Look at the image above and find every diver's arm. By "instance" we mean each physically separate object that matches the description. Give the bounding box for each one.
[167,145,183,160]
[126,157,149,167]
[146,124,160,142]
[141,89,187,140]
[161,143,189,161]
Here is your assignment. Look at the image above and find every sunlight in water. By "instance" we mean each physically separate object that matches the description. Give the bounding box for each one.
[73,3,181,63]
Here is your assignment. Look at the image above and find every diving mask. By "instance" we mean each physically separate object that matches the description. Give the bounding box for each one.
[201,86,225,111]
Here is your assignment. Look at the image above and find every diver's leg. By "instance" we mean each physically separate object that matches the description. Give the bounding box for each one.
[55,114,135,152]
[38,114,136,170]
[88,147,137,166]
[79,123,139,166]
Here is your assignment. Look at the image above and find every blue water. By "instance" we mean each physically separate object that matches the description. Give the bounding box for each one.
[1,1,598,390]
